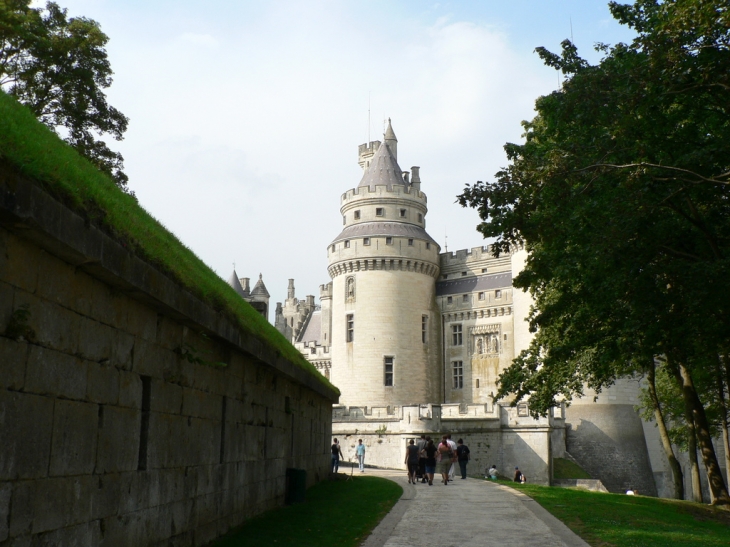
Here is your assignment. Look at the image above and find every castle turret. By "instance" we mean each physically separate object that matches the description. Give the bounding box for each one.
[384,118,397,161]
[328,120,441,406]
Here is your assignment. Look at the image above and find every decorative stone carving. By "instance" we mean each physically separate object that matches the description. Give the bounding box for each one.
[470,324,501,356]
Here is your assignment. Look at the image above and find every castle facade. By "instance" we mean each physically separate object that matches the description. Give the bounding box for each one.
[231,120,724,498]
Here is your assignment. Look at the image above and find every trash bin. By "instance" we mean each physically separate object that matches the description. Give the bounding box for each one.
[285,468,306,504]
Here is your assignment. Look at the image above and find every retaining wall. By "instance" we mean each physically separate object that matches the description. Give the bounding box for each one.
[0,172,338,546]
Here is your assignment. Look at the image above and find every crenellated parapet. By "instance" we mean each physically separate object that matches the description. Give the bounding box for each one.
[328,257,439,279]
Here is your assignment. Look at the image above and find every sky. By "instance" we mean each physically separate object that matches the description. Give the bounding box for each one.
[51,0,637,313]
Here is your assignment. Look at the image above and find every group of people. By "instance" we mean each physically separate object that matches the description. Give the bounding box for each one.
[405,434,471,486]
[331,438,366,473]
[332,435,526,486]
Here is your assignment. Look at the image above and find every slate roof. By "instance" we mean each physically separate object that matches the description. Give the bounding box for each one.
[250,274,270,297]
[358,132,405,190]
[331,221,438,246]
[298,310,322,344]
[227,269,247,298]
[436,272,512,296]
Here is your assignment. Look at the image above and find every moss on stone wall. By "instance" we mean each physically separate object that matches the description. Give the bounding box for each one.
[0,90,338,396]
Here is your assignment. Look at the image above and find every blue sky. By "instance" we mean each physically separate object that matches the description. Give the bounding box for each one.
[54,1,637,310]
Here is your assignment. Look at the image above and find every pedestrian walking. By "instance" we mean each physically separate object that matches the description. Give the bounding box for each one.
[446,434,457,481]
[356,439,366,472]
[423,439,437,485]
[331,438,343,473]
[456,438,470,479]
[437,438,453,485]
[416,434,427,483]
[405,439,420,483]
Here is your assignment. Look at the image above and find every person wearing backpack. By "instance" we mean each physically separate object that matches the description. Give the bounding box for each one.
[456,438,470,479]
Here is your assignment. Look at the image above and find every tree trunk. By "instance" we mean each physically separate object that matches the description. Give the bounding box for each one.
[676,360,730,505]
[721,354,730,481]
[687,422,703,502]
[647,359,684,499]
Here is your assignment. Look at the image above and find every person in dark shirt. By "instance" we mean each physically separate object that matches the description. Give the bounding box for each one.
[456,438,470,479]
[331,438,343,473]
[405,439,420,483]
[423,439,438,486]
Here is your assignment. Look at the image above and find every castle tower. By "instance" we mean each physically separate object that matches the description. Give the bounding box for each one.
[328,121,442,406]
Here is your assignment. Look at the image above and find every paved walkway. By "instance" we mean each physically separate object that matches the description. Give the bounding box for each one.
[360,469,589,547]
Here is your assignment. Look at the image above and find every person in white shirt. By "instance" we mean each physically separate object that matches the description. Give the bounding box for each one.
[446,434,457,481]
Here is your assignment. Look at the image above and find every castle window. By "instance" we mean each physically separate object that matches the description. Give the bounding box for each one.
[384,356,394,386]
[462,271,467,276]
[421,315,428,343]
[331,244,336,252]
[504,334,508,340]
[386,237,393,245]
[482,268,488,273]
[478,292,485,300]
[363,237,370,246]
[426,242,430,250]
[343,215,346,225]
[376,208,384,216]
[447,296,453,304]
[452,324,463,346]
[462,294,469,303]
[310,347,316,355]
[418,213,423,222]
[400,209,406,218]
[452,361,463,389]
[354,210,361,220]
[346,314,354,342]
[344,240,350,248]
[476,378,480,389]
[408,238,414,246]
[495,290,502,298]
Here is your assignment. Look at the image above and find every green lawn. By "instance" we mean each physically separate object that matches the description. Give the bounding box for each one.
[213,476,402,547]
[503,480,730,546]
[553,458,592,479]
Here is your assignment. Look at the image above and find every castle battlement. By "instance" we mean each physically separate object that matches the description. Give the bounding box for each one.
[341,184,428,204]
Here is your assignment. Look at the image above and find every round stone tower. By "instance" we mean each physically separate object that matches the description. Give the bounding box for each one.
[328,120,442,406]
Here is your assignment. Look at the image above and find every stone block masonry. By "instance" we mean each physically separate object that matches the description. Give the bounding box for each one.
[0,173,338,546]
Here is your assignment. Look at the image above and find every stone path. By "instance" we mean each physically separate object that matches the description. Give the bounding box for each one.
[360,469,590,547]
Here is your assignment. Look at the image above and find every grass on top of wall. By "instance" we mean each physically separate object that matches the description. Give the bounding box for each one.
[0,91,337,394]
[501,480,730,546]
[553,458,592,480]
[213,476,402,547]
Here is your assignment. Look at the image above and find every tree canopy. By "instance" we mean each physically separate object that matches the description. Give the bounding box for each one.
[0,0,129,190]
[458,0,730,504]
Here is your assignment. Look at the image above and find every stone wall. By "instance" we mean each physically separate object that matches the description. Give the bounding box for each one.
[331,403,563,485]
[0,175,338,546]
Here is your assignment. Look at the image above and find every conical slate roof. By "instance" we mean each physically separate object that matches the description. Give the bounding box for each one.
[227,269,246,298]
[384,118,397,142]
[250,273,270,298]
[358,133,404,190]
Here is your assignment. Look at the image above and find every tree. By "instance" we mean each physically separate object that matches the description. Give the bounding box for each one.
[0,0,130,190]
[458,0,730,505]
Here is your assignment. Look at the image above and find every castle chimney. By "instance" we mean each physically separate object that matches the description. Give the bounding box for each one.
[306,295,315,307]
[287,279,295,300]
[411,166,420,183]
[240,277,250,294]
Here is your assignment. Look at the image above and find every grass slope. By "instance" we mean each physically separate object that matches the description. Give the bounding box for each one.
[553,458,592,479]
[0,91,337,394]
[213,476,402,547]
[505,481,730,546]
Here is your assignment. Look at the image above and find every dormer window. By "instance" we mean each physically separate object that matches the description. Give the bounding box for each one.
[376,208,384,217]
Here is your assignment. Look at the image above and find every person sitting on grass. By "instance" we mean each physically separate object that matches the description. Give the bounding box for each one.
[487,464,498,480]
